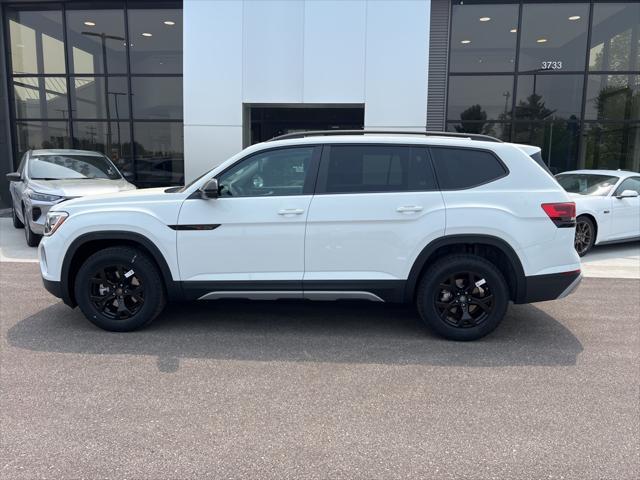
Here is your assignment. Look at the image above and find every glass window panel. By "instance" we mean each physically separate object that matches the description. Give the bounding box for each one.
[430,147,507,190]
[128,8,182,74]
[515,75,584,121]
[589,3,640,72]
[450,3,518,72]
[73,121,132,176]
[66,8,127,74]
[519,3,590,72]
[447,76,514,122]
[582,123,639,171]
[513,120,581,173]
[15,121,71,155]
[7,9,66,74]
[13,77,68,119]
[134,122,184,185]
[70,77,130,120]
[585,75,639,122]
[131,77,183,119]
[446,122,512,142]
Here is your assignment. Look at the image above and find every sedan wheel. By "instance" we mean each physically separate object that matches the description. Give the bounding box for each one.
[11,201,24,229]
[574,216,595,257]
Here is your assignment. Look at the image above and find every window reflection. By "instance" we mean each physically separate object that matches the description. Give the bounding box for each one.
[582,123,639,171]
[73,121,132,175]
[16,121,71,155]
[66,8,127,74]
[450,3,518,72]
[446,122,511,141]
[134,122,184,186]
[131,77,183,119]
[515,75,583,121]
[513,120,581,173]
[71,77,130,120]
[585,75,639,121]
[590,3,640,72]
[447,76,513,122]
[13,77,68,119]
[8,10,66,74]
[519,3,589,72]
[128,8,182,74]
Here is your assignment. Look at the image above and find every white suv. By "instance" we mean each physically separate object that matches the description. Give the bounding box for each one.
[39,131,582,341]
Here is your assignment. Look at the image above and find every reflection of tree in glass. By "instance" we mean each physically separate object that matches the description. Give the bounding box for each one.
[594,83,638,121]
[454,104,496,136]
[515,93,555,122]
[590,30,636,71]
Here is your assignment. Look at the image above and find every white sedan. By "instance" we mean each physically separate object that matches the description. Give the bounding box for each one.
[555,170,640,256]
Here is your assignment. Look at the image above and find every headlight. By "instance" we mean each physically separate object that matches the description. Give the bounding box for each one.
[44,211,68,236]
[28,191,64,203]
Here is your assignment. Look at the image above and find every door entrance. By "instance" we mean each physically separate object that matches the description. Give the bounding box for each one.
[247,105,364,145]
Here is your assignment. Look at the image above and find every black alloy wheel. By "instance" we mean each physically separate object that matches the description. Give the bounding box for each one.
[90,264,145,320]
[23,205,40,247]
[416,254,509,341]
[12,200,24,228]
[75,246,166,331]
[435,271,494,329]
[574,216,595,257]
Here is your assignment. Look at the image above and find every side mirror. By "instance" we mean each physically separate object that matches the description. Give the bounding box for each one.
[200,178,219,199]
[616,189,639,199]
[6,172,21,182]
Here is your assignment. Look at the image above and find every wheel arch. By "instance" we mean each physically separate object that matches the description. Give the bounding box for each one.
[576,213,599,244]
[404,234,526,303]
[60,231,182,307]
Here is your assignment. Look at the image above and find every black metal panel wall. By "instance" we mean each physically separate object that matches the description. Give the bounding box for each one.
[0,2,13,207]
[426,0,450,131]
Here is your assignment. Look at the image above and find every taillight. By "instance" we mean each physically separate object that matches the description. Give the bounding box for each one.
[541,202,576,228]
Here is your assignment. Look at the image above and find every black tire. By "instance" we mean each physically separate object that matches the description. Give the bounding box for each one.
[11,200,24,228]
[23,205,41,247]
[416,254,509,341]
[574,215,595,257]
[74,247,166,332]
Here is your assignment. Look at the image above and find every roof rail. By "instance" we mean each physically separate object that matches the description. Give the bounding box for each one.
[268,129,503,143]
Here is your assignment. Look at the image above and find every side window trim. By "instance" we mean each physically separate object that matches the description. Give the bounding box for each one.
[428,146,509,191]
[314,143,439,195]
[213,145,322,198]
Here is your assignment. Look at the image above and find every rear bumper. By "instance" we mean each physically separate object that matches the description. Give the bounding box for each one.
[518,270,582,304]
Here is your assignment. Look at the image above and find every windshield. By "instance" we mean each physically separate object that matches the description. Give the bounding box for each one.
[556,173,619,196]
[29,154,121,180]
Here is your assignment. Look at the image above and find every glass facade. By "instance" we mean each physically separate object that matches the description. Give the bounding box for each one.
[448,1,640,173]
[5,1,183,187]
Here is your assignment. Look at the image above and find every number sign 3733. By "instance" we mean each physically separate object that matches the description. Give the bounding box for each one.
[541,61,563,70]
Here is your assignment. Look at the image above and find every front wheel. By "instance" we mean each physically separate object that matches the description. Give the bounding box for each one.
[416,254,509,341]
[74,247,166,331]
[12,200,24,228]
[574,216,595,257]
[23,206,41,247]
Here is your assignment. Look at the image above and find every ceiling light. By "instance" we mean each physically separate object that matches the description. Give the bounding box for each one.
[568,15,581,21]
[141,32,153,37]
[479,17,491,22]
[510,28,517,33]
[536,38,548,43]
[460,40,471,44]
[163,20,175,26]
[83,21,96,26]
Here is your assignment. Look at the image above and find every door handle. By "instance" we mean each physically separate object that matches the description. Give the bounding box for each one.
[278,208,305,216]
[396,205,423,213]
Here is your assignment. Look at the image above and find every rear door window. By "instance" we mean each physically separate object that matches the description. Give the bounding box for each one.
[430,147,507,190]
[319,145,436,194]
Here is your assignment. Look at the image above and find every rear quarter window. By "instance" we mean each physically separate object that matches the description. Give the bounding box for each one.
[430,147,507,190]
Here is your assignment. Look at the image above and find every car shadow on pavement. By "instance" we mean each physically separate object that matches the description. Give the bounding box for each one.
[7,299,583,372]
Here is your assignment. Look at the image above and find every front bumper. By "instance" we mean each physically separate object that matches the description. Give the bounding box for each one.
[519,270,582,303]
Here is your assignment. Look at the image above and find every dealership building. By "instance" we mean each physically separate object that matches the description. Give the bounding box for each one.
[0,0,638,206]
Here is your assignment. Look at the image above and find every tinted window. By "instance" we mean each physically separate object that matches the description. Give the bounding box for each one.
[556,173,619,196]
[29,154,120,180]
[323,146,435,194]
[589,3,640,72]
[615,177,640,196]
[219,147,314,197]
[431,147,507,189]
[447,76,514,122]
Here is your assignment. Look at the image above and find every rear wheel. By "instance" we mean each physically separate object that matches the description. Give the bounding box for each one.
[574,216,595,257]
[416,254,509,341]
[74,247,166,331]
[23,205,41,247]
[11,200,24,228]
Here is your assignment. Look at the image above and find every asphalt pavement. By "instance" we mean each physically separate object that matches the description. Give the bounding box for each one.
[1,262,639,479]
